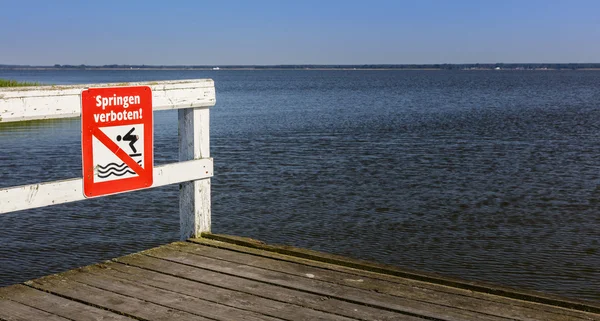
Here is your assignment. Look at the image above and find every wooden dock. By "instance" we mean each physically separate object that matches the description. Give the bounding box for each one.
[0,234,598,321]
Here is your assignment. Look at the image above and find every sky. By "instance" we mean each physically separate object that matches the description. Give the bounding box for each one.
[1,0,599,65]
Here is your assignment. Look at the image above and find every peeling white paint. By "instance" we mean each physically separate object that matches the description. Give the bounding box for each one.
[0,79,215,123]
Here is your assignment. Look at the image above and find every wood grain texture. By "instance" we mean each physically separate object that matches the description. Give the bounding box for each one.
[143,245,513,321]
[114,254,423,321]
[0,298,71,321]
[2,237,598,321]
[26,276,213,321]
[60,269,284,321]
[0,284,135,321]
[184,239,594,321]
[0,79,215,123]
[81,263,355,321]
[201,233,600,314]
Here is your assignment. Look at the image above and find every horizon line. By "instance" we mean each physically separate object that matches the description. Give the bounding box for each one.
[2,62,600,68]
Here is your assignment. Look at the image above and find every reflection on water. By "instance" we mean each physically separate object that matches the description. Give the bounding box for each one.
[0,70,598,302]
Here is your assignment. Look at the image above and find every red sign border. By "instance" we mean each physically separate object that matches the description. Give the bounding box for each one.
[81,86,154,198]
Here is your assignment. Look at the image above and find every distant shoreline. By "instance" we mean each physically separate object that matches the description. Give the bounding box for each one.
[2,63,600,71]
[3,67,600,71]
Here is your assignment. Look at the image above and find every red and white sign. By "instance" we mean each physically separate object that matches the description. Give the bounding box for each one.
[81,86,153,197]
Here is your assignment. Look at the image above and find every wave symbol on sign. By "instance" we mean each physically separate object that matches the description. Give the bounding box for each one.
[97,161,142,178]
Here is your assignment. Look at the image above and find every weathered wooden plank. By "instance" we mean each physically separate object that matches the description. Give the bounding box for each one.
[143,246,513,321]
[57,267,284,321]
[85,262,358,321]
[179,107,211,239]
[26,276,213,321]
[115,254,424,321]
[0,79,215,123]
[0,284,135,321]
[183,240,595,321]
[201,233,600,314]
[0,298,71,321]
[0,158,213,214]
[192,238,600,319]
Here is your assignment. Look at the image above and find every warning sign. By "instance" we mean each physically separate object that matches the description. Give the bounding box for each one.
[81,86,153,197]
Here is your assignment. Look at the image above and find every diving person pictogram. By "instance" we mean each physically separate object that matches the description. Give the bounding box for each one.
[117,127,140,155]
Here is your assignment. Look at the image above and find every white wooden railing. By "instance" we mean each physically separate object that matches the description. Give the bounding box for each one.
[0,79,216,239]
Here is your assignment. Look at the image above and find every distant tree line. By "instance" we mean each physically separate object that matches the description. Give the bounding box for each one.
[2,63,600,70]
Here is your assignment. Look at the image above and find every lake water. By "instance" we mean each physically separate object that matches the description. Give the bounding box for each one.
[0,69,599,302]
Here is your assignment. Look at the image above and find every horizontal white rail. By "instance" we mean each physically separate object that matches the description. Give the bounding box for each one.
[0,79,215,123]
[0,158,213,214]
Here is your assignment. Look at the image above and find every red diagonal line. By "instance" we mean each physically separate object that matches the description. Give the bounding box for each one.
[92,127,145,176]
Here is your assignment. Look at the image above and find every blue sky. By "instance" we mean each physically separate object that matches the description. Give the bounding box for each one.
[1,0,598,65]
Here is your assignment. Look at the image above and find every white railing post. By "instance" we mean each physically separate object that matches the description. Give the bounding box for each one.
[178,107,211,239]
